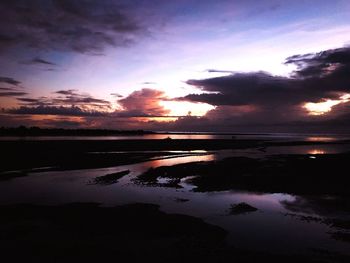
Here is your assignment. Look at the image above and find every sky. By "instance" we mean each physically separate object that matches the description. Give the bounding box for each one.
[1,0,350,132]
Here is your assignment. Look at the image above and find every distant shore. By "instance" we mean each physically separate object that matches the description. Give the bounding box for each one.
[0,126,156,137]
[2,126,350,137]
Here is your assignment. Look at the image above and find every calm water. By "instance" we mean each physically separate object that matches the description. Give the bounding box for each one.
[1,144,350,256]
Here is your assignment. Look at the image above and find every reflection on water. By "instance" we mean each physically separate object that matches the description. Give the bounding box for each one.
[308,149,326,155]
[265,144,350,155]
[280,195,350,217]
[148,153,214,166]
[305,136,339,142]
[0,146,349,255]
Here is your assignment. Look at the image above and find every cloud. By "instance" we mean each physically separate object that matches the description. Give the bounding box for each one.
[17,90,111,110]
[52,89,111,109]
[6,105,106,117]
[173,47,350,131]
[0,91,27,97]
[184,47,350,107]
[4,89,111,118]
[5,88,172,119]
[117,88,170,117]
[15,97,49,105]
[3,46,350,132]
[0,76,21,86]
[206,69,235,74]
[55,89,78,95]
[0,76,26,97]
[110,93,123,98]
[285,47,350,79]
[0,0,144,54]
[22,57,57,66]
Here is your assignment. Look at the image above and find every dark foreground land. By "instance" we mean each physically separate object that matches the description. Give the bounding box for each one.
[1,203,348,263]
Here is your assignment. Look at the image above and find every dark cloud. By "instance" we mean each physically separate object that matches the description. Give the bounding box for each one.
[16,97,44,104]
[0,0,144,54]
[55,89,78,96]
[171,47,350,132]
[185,47,350,106]
[0,76,26,97]
[110,93,123,98]
[14,89,111,110]
[0,91,27,97]
[22,57,57,66]
[4,89,111,118]
[0,76,21,86]
[52,96,110,107]
[52,89,111,109]
[5,88,172,119]
[285,47,350,78]
[206,69,235,74]
[7,105,106,117]
[184,72,307,106]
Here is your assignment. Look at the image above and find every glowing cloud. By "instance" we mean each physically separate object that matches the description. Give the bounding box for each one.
[160,101,214,117]
[303,94,350,116]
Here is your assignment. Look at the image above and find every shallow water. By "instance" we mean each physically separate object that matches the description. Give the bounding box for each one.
[1,144,350,256]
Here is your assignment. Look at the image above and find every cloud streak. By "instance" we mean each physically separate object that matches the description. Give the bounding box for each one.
[22,57,57,66]
[0,76,21,86]
[7,105,106,117]
[0,91,27,97]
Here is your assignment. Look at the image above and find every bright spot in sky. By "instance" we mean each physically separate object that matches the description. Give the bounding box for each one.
[304,94,350,115]
[160,101,215,117]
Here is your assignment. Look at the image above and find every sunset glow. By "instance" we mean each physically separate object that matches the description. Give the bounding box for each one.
[303,94,350,116]
[160,101,215,117]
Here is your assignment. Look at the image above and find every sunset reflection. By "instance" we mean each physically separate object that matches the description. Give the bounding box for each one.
[305,136,336,142]
[308,149,326,155]
[147,153,214,168]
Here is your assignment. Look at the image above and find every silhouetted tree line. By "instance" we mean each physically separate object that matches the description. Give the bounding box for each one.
[0,126,155,136]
